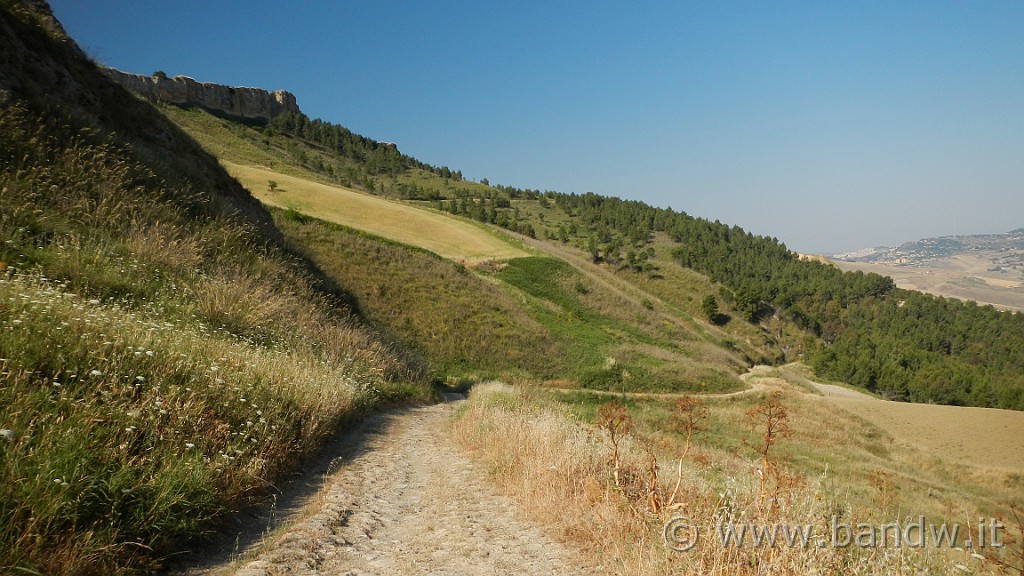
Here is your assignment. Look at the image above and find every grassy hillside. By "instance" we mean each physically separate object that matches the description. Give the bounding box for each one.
[0,2,431,573]
[272,212,564,378]
[273,211,743,392]
[162,104,770,393]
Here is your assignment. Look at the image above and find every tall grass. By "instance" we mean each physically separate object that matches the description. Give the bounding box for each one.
[0,97,430,574]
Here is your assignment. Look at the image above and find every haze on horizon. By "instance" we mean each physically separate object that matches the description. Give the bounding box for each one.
[50,1,1024,254]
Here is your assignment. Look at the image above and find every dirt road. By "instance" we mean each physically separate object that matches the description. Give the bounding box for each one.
[187,400,587,576]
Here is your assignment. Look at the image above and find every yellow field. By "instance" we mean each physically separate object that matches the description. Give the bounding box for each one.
[223,161,531,263]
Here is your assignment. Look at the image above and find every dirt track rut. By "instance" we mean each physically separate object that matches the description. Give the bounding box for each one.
[218,401,586,576]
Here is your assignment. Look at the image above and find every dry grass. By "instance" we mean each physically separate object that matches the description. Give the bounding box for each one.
[223,161,531,264]
[452,382,1022,575]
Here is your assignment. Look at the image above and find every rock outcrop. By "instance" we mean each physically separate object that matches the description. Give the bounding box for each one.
[103,68,299,121]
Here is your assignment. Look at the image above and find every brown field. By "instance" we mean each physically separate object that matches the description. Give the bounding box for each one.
[222,161,531,263]
[820,397,1024,471]
[833,257,1024,312]
[780,366,1024,472]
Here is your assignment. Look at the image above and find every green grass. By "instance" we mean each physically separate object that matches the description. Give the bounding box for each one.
[494,257,742,393]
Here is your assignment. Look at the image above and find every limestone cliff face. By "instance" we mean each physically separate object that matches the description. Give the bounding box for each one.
[103,68,299,121]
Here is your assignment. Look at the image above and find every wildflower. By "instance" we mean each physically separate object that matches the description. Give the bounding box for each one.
[89,369,103,377]
[145,350,154,357]
[185,443,195,449]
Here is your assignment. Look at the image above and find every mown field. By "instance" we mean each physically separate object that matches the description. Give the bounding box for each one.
[224,161,530,264]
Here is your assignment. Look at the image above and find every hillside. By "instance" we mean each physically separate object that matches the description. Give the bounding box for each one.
[0,2,432,573]
[153,98,763,393]
[152,88,1024,410]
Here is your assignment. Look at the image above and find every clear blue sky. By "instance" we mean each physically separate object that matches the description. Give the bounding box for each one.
[50,1,1023,253]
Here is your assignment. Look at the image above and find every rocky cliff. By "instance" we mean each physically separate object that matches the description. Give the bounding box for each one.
[104,68,299,121]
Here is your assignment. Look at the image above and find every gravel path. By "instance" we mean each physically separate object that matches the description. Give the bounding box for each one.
[206,401,586,576]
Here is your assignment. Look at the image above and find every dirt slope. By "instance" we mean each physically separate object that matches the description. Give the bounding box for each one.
[185,401,587,576]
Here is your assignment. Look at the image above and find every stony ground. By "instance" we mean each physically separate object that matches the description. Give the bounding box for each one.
[179,400,588,576]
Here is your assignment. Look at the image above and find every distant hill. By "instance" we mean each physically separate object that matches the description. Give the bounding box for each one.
[831,228,1024,267]
[830,230,1024,311]
[154,90,1024,410]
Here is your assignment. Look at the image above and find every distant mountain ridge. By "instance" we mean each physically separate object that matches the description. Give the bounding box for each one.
[104,67,299,122]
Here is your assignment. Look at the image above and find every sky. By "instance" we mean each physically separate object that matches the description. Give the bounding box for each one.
[49,1,1024,254]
